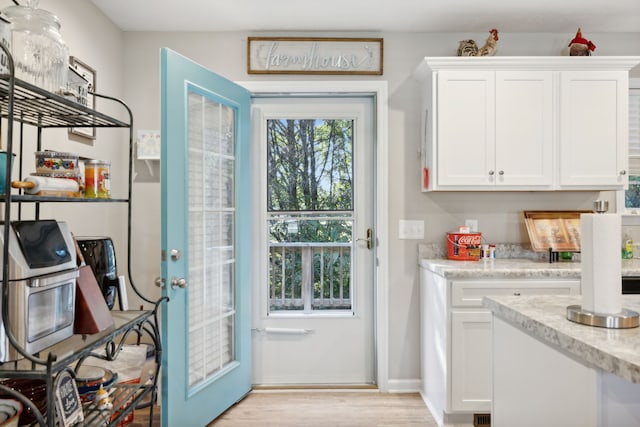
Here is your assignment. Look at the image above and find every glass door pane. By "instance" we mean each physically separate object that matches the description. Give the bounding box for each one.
[188,91,236,386]
[266,118,354,313]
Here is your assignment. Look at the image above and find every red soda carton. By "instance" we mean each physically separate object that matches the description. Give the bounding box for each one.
[447,232,482,261]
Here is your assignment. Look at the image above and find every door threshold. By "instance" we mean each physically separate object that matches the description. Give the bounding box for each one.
[252,384,378,392]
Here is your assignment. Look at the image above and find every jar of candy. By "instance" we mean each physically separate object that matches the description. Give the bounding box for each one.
[84,160,111,198]
[2,0,69,93]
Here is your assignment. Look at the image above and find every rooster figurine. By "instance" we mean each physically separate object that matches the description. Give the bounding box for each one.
[568,28,596,56]
[456,29,499,57]
[476,29,499,56]
[457,39,478,56]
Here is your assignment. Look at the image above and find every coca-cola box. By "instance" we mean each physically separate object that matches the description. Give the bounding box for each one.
[447,232,482,261]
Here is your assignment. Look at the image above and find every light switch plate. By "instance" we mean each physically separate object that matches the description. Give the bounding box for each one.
[399,220,425,240]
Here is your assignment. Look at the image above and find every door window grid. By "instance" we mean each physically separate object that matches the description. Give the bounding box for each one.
[187,91,236,387]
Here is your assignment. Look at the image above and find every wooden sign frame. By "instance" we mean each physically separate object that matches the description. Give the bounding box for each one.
[247,37,383,75]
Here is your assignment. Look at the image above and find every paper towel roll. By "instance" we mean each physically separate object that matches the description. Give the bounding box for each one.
[581,213,622,314]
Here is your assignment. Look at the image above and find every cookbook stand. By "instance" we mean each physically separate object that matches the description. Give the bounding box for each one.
[522,210,588,264]
[548,248,580,263]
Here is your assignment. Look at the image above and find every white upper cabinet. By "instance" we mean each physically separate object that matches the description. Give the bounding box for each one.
[416,57,640,191]
[495,71,554,187]
[436,70,496,186]
[559,71,628,188]
[436,70,553,189]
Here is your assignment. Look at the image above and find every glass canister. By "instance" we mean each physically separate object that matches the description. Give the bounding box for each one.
[2,0,68,93]
[84,160,111,199]
[0,15,11,74]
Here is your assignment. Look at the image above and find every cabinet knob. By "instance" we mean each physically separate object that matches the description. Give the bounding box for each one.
[488,170,495,176]
[620,170,627,176]
[498,170,504,176]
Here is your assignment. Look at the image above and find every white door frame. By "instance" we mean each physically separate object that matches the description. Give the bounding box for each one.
[238,80,389,391]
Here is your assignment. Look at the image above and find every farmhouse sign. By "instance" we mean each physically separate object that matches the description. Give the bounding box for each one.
[247,37,383,75]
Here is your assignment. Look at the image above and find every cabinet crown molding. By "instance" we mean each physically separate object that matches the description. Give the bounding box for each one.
[416,56,640,77]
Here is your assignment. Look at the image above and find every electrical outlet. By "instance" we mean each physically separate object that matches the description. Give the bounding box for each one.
[399,220,425,240]
[465,219,478,232]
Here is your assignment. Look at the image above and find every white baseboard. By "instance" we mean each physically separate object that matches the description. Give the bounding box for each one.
[385,378,422,393]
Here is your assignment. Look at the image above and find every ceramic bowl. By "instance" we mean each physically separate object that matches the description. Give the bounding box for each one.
[75,365,117,402]
[34,151,79,176]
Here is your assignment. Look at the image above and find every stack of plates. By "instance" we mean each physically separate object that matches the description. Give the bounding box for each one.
[0,398,22,427]
[0,379,45,425]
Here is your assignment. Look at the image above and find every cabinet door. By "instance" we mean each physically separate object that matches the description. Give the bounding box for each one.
[450,310,493,412]
[559,71,628,188]
[437,71,495,186]
[495,71,553,187]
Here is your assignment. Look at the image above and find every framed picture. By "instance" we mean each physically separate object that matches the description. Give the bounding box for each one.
[69,56,96,139]
[137,129,161,160]
[247,37,383,75]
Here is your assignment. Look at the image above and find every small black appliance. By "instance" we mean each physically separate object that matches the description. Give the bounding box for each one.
[76,237,119,310]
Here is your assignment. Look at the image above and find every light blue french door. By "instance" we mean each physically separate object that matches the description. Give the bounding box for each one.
[160,48,251,426]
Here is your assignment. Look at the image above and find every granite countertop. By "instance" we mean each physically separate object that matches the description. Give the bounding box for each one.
[483,294,640,383]
[420,257,640,279]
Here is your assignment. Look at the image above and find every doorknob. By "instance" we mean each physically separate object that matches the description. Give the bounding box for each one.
[154,277,165,289]
[356,228,373,250]
[171,277,188,289]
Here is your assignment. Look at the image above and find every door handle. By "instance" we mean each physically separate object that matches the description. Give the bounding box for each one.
[356,228,373,250]
[171,277,188,289]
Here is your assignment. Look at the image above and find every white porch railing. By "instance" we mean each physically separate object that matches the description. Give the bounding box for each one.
[269,242,352,312]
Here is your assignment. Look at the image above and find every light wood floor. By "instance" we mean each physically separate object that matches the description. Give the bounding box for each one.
[207,391,438,427]
[132,391,438,426]
[131,406,161,426]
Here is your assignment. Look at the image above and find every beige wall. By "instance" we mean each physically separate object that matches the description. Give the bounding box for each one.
[10,0,640,387]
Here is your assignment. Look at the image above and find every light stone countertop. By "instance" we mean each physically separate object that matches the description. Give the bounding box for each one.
[483,294,640,384]
[419,257,640,279]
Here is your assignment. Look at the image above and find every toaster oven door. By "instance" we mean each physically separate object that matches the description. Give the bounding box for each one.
[27,280,75,345]
[11,269,78,357]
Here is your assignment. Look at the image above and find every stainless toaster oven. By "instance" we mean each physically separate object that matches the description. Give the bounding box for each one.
[0,220,78,362]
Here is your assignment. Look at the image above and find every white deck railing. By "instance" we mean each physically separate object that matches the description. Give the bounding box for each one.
[269,242,352,312]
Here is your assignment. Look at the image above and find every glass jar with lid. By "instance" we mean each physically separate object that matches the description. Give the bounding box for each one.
[2,0,68,93]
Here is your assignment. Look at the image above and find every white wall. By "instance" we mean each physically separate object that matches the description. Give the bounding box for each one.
[9,0,640,387]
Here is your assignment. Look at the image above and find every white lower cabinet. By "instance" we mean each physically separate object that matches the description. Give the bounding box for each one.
[450,310,493,412]
[420,268,580,426]
[492,316,640,427]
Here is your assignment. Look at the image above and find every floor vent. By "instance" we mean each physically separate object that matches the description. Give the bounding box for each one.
[473,413,491,427]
